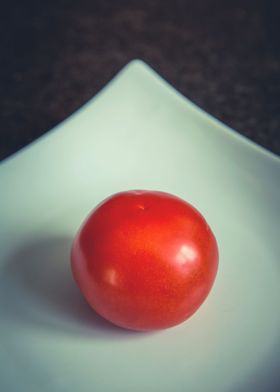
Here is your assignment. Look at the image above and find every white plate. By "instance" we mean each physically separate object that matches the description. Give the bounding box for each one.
[0,60,279,392]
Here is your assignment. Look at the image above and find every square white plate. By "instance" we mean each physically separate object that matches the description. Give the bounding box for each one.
[1,60,279,392]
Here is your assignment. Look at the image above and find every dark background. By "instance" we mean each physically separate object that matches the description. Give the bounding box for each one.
[1,0,280,160]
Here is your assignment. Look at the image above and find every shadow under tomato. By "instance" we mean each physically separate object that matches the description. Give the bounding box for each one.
[1,236,147,340]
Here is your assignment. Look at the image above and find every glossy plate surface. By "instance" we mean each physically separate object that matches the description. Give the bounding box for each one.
[0,60,279,392]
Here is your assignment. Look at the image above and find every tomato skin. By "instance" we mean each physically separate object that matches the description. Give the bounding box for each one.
[71,190,219,331]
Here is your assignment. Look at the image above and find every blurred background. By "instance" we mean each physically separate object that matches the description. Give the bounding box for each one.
[1,0,280,160]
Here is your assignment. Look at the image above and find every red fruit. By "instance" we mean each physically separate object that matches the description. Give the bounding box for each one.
[71,190,219,331]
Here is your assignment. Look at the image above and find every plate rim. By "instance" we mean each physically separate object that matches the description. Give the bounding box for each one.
[1,59,279,168]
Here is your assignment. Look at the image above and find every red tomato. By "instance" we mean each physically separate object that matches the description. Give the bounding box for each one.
[71,190,219,331]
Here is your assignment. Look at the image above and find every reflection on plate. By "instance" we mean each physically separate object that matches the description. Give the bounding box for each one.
[0,60,279,392]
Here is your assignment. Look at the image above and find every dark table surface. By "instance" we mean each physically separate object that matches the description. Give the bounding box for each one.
[1,0,280,161]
